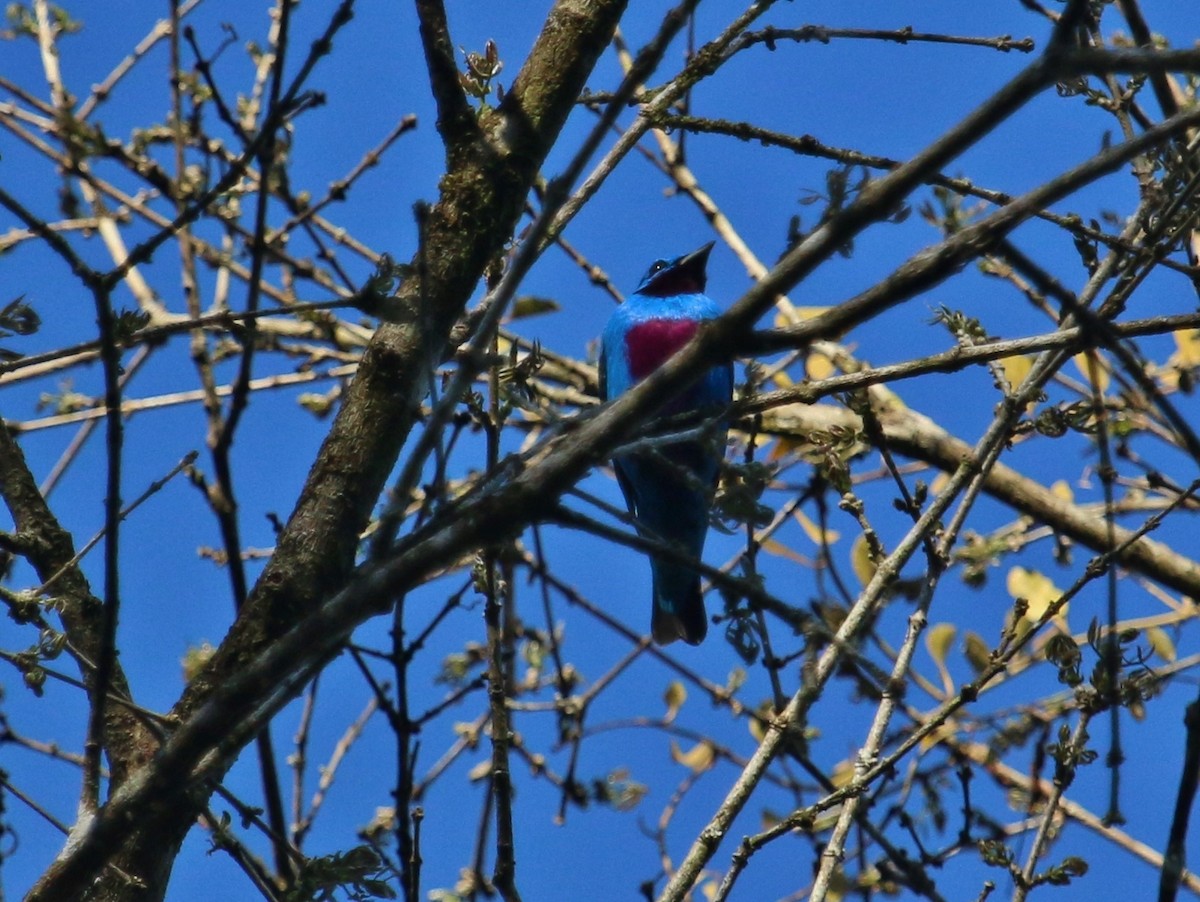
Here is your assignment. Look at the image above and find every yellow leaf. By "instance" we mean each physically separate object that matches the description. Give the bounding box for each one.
[926,622,956,696]
[925,623,957,668]
[749,718,766,743]
[825,866,851,901]
[725,667,747,695]
[930,471,951,496]
[749,701,774,743]
[851,533,876,587]
[1173,329,1200,368]
[999,354,1033,390]
[1130,697,1147,722]
[795,305,831,320]
[1051,480,1074,502]
[761,537,810,565]
[670,739,716,773]
[1072,352,1109,393]
[806,351,835,380]
[793,508,840,546]
[664,681,686,722]
[1146,626,1177,663]
[1006,566,1064,622]
[773,304,837,334]
[771,370,793,389]
[858,866,886,890]
[963,631,990,674]
[918,719,958,753]
[831,759,856,788]
[181,641,215,683]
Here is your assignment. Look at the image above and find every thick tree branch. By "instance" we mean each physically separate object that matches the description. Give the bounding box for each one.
[0,425,159,788]
[761,401,1200,597]
[414,0,475,150]
[26,3,629,899]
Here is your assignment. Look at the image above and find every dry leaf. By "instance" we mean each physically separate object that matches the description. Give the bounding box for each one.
[664,681,686,722]
[930,471,951,495]
[671,740,716,773]
[926,622,957,696]
[794,508,840,546]
[851,534,876,587]
[761,537,809,564]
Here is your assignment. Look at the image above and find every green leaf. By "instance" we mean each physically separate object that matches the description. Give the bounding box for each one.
[113,308,151,342]
[509,295,560,319]
[298,390,338,419]
[0,295,39,336]
[724,616,760,665]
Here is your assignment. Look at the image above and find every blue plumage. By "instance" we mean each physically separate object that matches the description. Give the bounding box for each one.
[599,243,733,645]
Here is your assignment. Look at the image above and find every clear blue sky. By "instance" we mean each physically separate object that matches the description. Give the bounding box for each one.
[3,2,1199,900]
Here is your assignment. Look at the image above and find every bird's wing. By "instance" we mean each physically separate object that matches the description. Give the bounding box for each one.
[601,341,638,515]
[612,456,639,518]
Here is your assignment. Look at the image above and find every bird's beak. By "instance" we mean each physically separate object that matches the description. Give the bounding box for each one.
[674,241,714,288]
[679,241,715,273]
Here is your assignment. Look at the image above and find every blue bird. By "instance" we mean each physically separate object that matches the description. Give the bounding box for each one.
[600,242,733,645]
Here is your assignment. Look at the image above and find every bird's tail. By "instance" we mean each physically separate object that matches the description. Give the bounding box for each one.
[651,563,708,646]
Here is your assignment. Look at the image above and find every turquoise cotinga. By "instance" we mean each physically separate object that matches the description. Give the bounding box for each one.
[599,242,733,645]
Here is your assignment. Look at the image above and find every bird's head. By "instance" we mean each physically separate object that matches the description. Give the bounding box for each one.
[635,241,714,297]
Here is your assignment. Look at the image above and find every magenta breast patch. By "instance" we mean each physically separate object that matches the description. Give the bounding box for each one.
[625,318,699,380]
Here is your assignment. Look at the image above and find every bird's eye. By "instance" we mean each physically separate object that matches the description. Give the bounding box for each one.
[649,260,667,275]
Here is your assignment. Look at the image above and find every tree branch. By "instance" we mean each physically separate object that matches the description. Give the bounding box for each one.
[26,3,630,898]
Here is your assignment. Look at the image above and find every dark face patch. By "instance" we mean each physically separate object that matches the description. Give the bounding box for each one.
[625,318,699,380]
[639,266,704,298]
